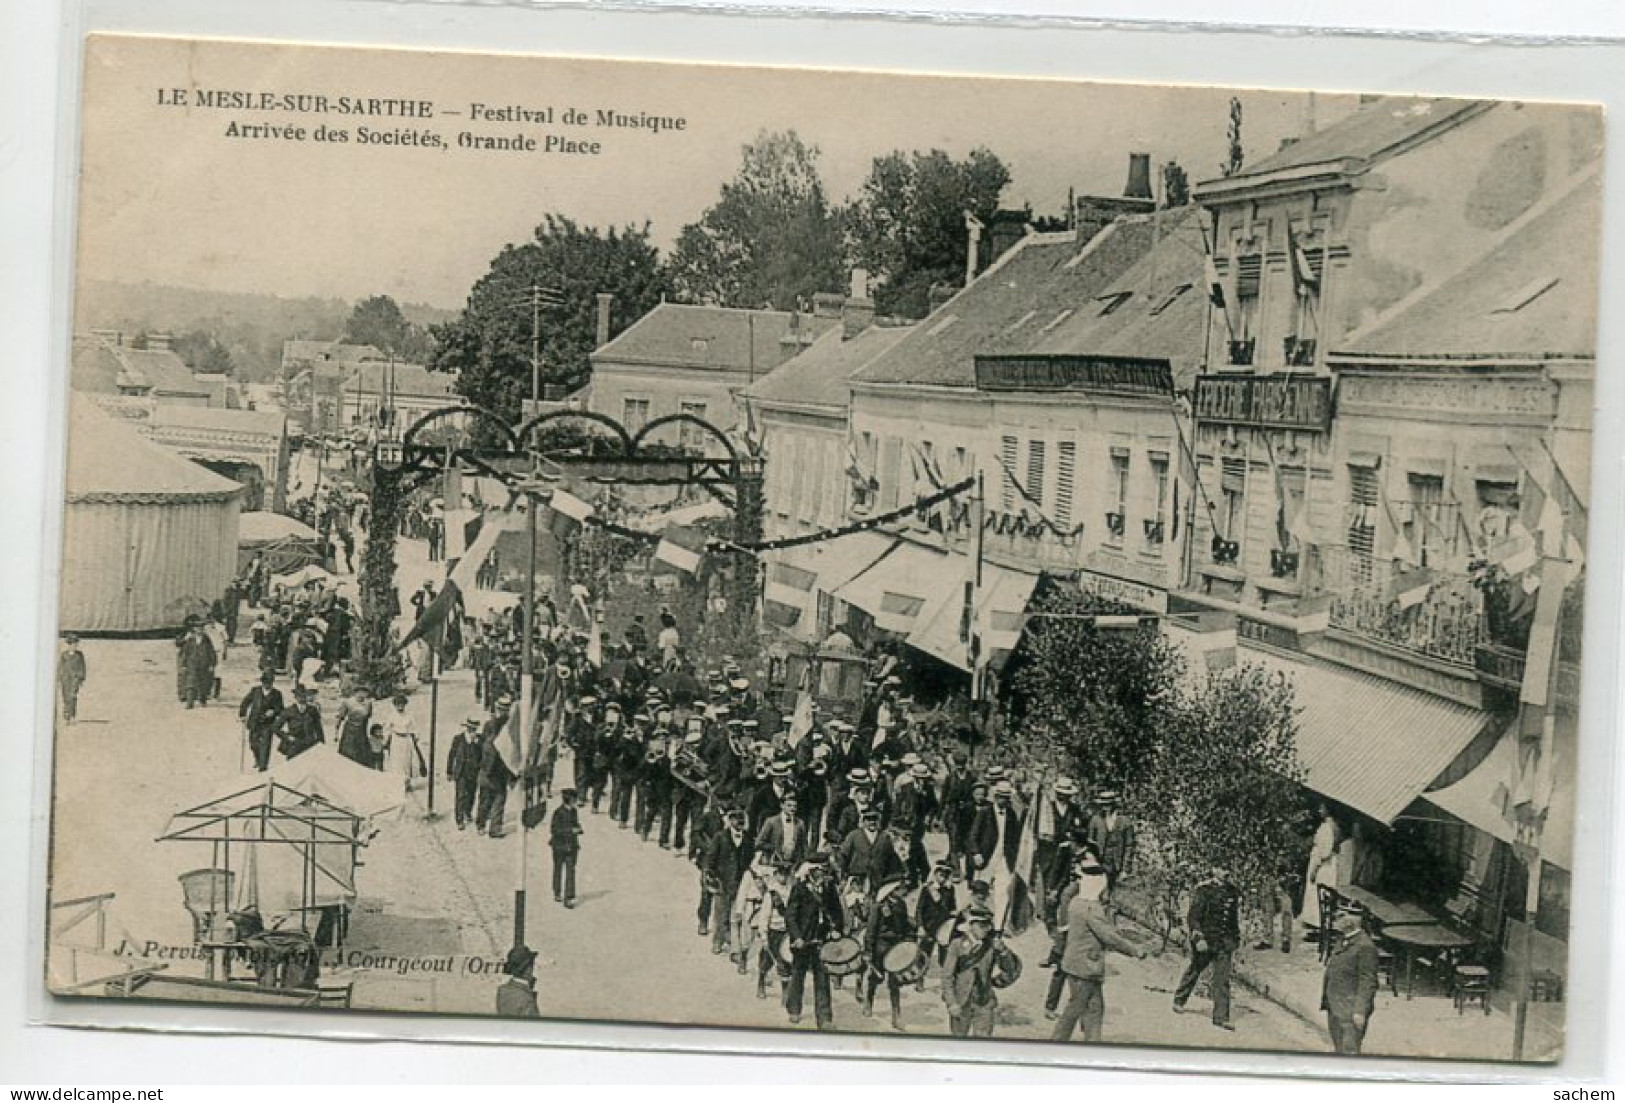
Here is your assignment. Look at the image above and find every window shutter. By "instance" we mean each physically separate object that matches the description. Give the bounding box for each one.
[1001,435,1019,510]
[1026,440,1046,506]
[1056,441,1076,527]
[1236,255,1263,298]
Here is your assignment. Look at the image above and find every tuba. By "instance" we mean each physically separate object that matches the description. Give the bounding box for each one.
[672,746,712,797]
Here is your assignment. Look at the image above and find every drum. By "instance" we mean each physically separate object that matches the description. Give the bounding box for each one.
[882,940,929,985]
[819,936,864,977]
[991,948,1023,989]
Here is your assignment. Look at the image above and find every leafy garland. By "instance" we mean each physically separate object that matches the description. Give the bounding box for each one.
[355,464,409,698]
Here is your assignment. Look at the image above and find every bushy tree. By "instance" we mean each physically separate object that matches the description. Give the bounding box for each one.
[1161,161,1192,208]
[432,214,670,426]
[171,330,235,375]
[845,148,1011,318]
[667,130,845,310]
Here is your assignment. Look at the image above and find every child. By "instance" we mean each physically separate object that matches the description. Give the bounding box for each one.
[550,788,583,907]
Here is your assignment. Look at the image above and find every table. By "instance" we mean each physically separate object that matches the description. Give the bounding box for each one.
[1334,885,1437,928]
[1383,923,1474,999]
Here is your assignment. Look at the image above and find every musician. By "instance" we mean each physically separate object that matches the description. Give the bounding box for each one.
[727,676,760,729]
[784,855,840,1030]
[862,874,914,1031]
[671,718,706,854]
[916,860,960,972]
[569,695,599,797]
[588,702,623,814]
[731,854,773,977]
[748,759,794,836]
[941,905,1020,1038]
[610,715,645,828]
[638,737,672,844]
[703,806,754,956]
[825,721,869,805]
[870,825,911,896]
[755,792,809,869]
[754,860,795,1000]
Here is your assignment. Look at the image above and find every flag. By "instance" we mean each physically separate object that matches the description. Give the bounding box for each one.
[1521,557,1569,707]
[1204,253,1227,311]
[1004,799,1039,936]
[1390,530,1415,567]
[655,537,703,575]
[586,614,603,668]
[397,507,514,655]
[1394,568,1433,610]
[786,692,813,748]
[1266,438,1292,551]
[549,489,593,523]
[1290,230,1320,293]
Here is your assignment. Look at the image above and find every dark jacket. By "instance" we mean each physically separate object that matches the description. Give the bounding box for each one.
[865,887,913,958]
[1088,811,1135,875]
[448,732,484,783]
[1321,930,1380,1021]
[969,804,1023,869]
[550,803,582,853]
[238,685,284,734]
[916,881,959,939]
[786,878,837,946]
[704,828,754,895]
[276,703,325,759]
[1187,879,1242,951]
[835,827,880,885]
[755,814,809,868]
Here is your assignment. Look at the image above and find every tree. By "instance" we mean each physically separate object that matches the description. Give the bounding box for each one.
[1161,161,1191,208]
[845,148,1011,318]
[170,330,235,375]
[1004,588,1183,788]
[431,214,670,426]
[667,130,845,311]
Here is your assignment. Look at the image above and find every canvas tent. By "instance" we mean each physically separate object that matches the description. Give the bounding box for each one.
[238,511,322,575]
[61,395,242,633]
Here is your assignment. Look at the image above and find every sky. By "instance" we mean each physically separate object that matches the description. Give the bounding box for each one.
[75,36,1360,311]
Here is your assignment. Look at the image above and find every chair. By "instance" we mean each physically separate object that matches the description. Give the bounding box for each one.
[1529,970,1564,1003]
[1452,964,1491,1015]
[178,868,235,945]
[1375,941,1399,995]
[1315,884,1339,962]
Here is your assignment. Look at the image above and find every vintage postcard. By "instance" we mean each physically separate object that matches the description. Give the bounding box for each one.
[46,33,1597,1065]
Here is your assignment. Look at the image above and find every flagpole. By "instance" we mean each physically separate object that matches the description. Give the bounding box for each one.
[969,470,986,708]
[426,648,440,820]
[516,490,539,951]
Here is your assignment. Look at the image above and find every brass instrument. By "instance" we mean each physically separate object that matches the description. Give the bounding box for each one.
[671,746,712,797]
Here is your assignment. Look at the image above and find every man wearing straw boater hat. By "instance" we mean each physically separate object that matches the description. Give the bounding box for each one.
[1051,850,1150,1043]
[447,717,485,831]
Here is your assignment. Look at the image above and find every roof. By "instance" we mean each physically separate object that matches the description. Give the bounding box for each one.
[1026,207,1209,390]
[1333,166,1602,362]
[282,339,386,364]
[239,510,319,544]
[852,222,1159,388]
[151,403,287,438]
[592,302,839,374]
[337,360,456,398]
[745,323,914,410]
[1202,97,1488,187]
[70,336,211,398]
[1209,640,1491,825]
[66,394,243,504]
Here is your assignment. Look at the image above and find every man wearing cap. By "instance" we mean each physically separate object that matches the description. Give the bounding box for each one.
[941,904,1019,1038]
[670,716,706,853]
[1173,864,1242,1030]
[893,760,937,882]
[1087,791,1136,897]
[609,718,644,828]
[550,788,584,907]
[1052,860,1150,1043]
[784,855,840,1029]
[834,805,883,889]
[58,633,87,724]
[1320,906,1379,1054]
[238,670,284,772]
[448,717,485,830]
[748,758,794,837]
[274,685,325,761]
[916,860,959,974]
[863,873,914,1030]
[495,945,539,1018]
[703,807,755,955]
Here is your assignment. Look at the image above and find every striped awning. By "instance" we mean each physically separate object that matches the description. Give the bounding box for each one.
[907,561,1039,671]
[1167,629,1491,825]
[835,541,953,634]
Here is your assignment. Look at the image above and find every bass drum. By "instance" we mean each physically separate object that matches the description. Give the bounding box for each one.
[882,940,928,985]
[819,936,864,977]
[991,947,1024,989]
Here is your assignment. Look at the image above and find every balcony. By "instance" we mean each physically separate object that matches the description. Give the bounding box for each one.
[1474,643,1527,692]
[1310,545,1484,667]
[1227,338,1256,367]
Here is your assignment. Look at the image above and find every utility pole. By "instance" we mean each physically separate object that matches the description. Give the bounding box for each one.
[527,284,566,413]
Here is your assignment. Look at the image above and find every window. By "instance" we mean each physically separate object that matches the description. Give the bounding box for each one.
[622,397,650,433]
[1056,441,1076,528]
[1107,448,1130,545]
[1348,464,1380,582]
[1096,292,1133,316]
[679,400,707,453]
[1215,457,1246,564]
[1272,467,1307,577]
[1229,254,1262,365]
[1026,440,1046,506]
[1147,453,1170,553]
[879,436,903,511]
[1405,473,1445,566]
[1474,479,1520,547]
[1000,435,1019,510]
[1149,284,1193,316]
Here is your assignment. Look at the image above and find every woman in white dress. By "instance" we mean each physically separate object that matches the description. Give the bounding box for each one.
[1297,806,1343,935]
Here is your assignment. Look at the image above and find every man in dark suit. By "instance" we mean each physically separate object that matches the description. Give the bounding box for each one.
[238,670,284,772]
[447,718,485,830]
[275,685,324,760]
[550,788,583,907]
[495,944,539,1018]
[1321,906,1380,1054]
[939,750,978,876]
[755,793,809,869]
[784,855,839,1030]
[704,807,754,955]
[964,781,996,882]
[1172,864,1243,1029]
[835,807,883,887]
[1087,790,1135,897]
[973,781,1024,927]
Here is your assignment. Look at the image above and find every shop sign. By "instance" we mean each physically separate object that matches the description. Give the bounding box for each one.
[1076,570,1168,613]
[1194,374,1333,432]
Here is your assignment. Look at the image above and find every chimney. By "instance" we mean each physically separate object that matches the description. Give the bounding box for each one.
[1124,153,1153,201]
[147,332,173,352]
[842,268,875,340]
[964,212,984,287]
[985,212,1028,267]
[928,282,957,315]
[595,293,614,348]
[812,292,844,319]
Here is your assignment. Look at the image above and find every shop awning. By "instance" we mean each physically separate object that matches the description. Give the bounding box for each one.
[1167,631,1491,825]
[835,540,953,634]
[1423,731,1519,844]
[791,531,895,598]
[907,561,1040,671]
